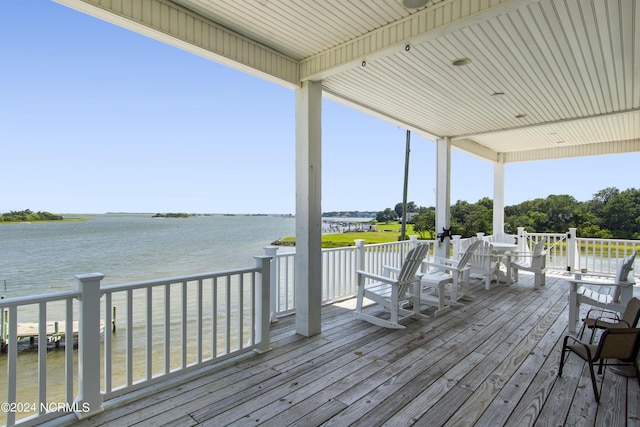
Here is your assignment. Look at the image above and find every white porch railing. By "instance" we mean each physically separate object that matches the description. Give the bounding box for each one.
[266,237,429,318]
[516,227,640,275]
[0,256,271,427]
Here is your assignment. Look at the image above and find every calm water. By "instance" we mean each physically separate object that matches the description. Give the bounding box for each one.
[0,214,296,298]
[0,214,295,420]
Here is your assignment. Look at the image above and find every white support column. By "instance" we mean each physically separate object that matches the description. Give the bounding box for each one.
[74,273,105,419]
[493,156,505,234]
[294,80,322,337]
[435,137,452,259]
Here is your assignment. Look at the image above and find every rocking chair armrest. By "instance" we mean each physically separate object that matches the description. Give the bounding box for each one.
[356,270,398,285]
[356,270,421,285]
[568,276,635,287]
[423,258,460,268]
[511,250,546,258]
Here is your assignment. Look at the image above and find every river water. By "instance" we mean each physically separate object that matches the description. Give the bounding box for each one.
[0,214,296,421]
[0,214,296,297]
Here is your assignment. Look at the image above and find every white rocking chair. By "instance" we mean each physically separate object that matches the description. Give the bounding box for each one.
[467,240,498,290]
[420,239,482,306]
[354,244,429,329]
[567,251,636,333]
[511,240,547,289]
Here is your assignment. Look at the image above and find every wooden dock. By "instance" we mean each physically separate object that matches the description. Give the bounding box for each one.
[1,320,106,351]
[57,272,639,426]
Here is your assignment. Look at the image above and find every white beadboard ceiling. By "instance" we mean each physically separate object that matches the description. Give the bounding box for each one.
[57,0,639,163]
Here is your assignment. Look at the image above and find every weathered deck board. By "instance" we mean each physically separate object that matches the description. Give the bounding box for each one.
[58,272,639,427]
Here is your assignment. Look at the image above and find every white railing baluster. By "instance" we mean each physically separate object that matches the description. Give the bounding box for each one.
[65,297,74,403]
[197,279,203,364]
[225,275,231,354]
[126,288,133,387]
[146,287,152,380]
[164,284,170,375]
[7,306,17,427]
[212,277,217,357]
[181,281,187,369]
[38,302,47,415]
[103,293,112,394]
[238,274,244,349]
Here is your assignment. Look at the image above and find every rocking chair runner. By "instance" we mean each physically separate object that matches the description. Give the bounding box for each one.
[354,244,429,329]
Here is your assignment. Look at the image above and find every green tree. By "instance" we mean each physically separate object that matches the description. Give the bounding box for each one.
[597,188,640,239]
[376,208,398,224]
[394,201,417,219]
[411,207,436,239]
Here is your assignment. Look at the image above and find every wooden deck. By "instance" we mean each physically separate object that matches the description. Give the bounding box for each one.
[59,272,639,427]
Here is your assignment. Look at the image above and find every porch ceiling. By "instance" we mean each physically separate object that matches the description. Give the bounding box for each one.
[57,0,640,163]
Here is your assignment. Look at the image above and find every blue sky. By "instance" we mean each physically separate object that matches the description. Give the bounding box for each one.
[2,1,638,215]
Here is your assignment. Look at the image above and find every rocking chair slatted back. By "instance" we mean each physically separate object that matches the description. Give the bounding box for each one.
[396,243,429,296]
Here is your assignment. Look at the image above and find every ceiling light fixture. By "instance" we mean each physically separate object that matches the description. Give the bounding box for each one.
[402,0,429,8]
[491,92,505,96]
[515,113,527,119]
[452,58,471,66]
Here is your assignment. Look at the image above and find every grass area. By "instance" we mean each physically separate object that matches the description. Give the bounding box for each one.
[279,222,429,248]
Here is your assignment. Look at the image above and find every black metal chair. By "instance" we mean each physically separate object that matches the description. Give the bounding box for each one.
[558,327,640,403]
[579,296,640,343]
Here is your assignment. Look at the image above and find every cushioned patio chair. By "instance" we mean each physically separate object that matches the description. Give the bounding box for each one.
[579,296,640,343]
[420,239,482,306]
[354,243,429,329]
[567,251,636,333]
[511,240,547,289]
[558,327,640,403]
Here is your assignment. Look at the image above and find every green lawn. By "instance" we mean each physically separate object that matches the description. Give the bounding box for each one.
[280,222,429,248]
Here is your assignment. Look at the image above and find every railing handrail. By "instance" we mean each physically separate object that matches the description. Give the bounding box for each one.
[0,290,80,309]
[100,266,261,293]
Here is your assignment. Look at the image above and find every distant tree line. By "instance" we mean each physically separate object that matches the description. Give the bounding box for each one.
[152,213,191,218]
[0,209,63,222]
[375,187,640,240]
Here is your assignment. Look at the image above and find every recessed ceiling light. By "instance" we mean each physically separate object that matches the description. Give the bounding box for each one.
[402,0,428,8]
[452,58,471,66]
[515,113,527,119]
